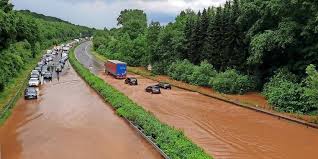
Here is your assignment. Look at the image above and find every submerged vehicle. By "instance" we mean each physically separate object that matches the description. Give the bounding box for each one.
[24,87,38,100]
[125,77,138,85]
[145,85,161,94]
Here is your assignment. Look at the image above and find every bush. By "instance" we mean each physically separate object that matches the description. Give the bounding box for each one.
[263,68,313,113]
[188,60,217,86]
[210,69,256,94]
[264,80,308,113]
[69,48,211,159]
[168,59,195,82]
[303,64,318,110]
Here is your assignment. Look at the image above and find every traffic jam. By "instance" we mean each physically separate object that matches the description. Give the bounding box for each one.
[105,60,171,94]
[24,40,79,100]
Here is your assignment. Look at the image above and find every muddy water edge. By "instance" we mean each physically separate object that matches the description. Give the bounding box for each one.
[0,63,162,159]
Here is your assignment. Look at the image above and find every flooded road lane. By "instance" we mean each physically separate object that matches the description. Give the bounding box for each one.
[0,63,162,159]
[76,41,318,159]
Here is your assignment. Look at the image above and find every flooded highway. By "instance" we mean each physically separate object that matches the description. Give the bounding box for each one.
[76,41,318,159]
[0,56,162,158]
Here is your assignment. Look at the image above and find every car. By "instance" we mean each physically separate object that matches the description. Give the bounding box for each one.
[46,57,53,62]
[62,52,68,58]
[30,74,40,80]
[24,87,38,100]
[34,66,42,73]
[55,65,62,72]
[31,70,40,76]
[145,85,161,94]
[125,77,138,85]
[43,72,52,80]
[57,63,64,69]
[37,62,44,68]
[156,82,172,89]
[28,78,40,87]
[59,57,68,65]
[41,65,48,73]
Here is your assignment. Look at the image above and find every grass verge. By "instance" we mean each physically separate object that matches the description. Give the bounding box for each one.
[0,53,43,125]
[70,46,212,159]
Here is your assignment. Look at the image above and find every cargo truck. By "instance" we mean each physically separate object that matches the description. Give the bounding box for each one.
[105,60,127,79]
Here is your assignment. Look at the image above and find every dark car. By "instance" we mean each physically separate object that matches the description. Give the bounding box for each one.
[156,82,172,89]
[55,65,62,72]
[58,63,64,69]
[43,72,52,80]
[59,57,67,65]
[145,85,161,94]
[125,77,138,85]
[24,87,38,100]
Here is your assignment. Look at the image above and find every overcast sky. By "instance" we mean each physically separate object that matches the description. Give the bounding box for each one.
[12,0,226,29]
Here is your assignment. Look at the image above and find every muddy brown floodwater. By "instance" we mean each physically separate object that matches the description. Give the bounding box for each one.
[76,41,318,159]
[0,64,162,159]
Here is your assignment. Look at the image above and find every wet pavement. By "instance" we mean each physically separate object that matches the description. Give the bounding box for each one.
[76,41,318,159]
[0,51,162,159]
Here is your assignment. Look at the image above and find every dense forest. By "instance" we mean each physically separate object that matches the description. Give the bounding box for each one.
[93,0,318,115]
[0,0,93,92]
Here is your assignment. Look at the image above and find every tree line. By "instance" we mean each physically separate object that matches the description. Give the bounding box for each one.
[0,0,93,92]
[93,0,318,114]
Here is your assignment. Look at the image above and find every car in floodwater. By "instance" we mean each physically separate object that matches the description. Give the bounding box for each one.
[55,65,62,72]
[41,65,48,75]
[24,87,38,100]
[43,72,52,80]
[125,77,138,85]
[28,78,40,87]
[31,70,40,77]
[156,82,172,89]
[35,66,42,73]
[30,74,40,80]
[145,85,161,94]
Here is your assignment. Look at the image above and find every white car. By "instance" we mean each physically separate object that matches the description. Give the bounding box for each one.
[62,52,68,58]
[62,47,70,52]
[28,78,40,87]
[31,70,40,76]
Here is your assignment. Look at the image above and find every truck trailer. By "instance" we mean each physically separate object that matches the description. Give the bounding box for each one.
[105,60,127,79]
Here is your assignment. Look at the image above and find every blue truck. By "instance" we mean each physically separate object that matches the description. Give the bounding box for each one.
[105,60,127,79]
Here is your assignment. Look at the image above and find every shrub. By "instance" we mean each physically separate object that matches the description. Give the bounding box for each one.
[263,68,313,113]
[168,59,195,82]
[303,64,318,110]
[264,80,308,113]
[188,60,217,86]
[210,69,255,94]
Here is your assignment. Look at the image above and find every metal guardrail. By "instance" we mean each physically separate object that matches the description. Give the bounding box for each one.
[125,118,170,159]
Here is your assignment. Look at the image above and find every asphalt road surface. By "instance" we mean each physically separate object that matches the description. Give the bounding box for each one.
[0,48,162,159]
[75,41,318,159]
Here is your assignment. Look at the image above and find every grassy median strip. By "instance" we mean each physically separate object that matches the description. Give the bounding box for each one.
[70,47,212,159]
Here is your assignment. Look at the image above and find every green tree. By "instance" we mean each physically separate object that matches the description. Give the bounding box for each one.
[117,9,147,39]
